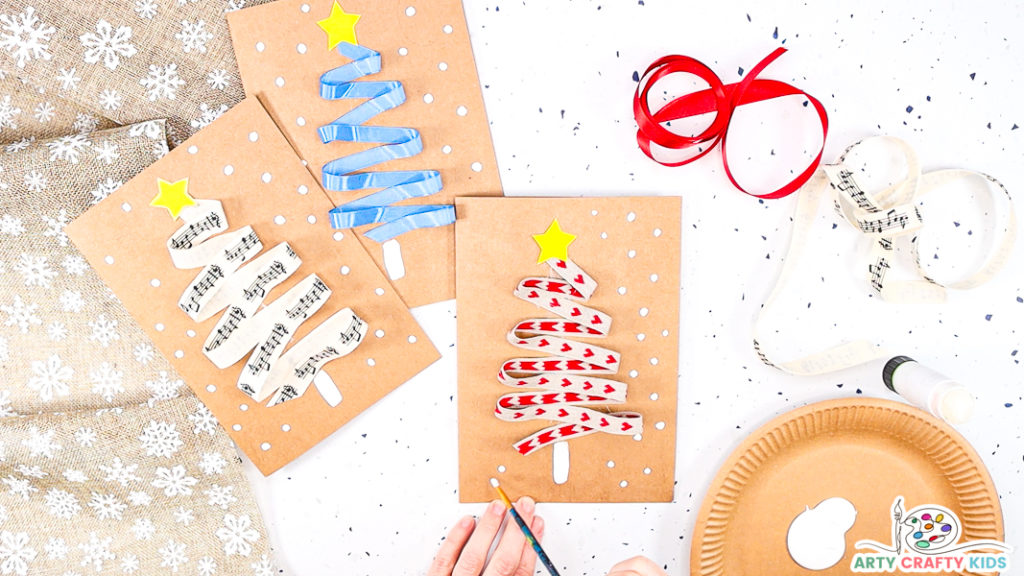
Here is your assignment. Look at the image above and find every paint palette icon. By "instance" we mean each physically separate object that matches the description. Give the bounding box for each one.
[903,506,960,553]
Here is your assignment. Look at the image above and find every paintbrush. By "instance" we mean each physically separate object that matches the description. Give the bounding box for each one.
[491,480,562,576]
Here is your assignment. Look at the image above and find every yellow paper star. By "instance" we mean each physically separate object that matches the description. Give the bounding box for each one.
[150,178,195,220]
[533,219,576,264]
[317,1,361,50]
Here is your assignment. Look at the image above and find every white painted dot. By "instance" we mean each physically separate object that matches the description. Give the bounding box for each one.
[627,249,637,258]
[186,330,196,338]
[627,211,637,222]
[121,202,131,212]
[650,357,659,366]
[633,433,643,441]
[600,232,608,239]
[206,384,216,393]
[274,215,286,225]
[650,393,659,401]
[591,210,598,216]
[307,215,317,224]
[375,288,385,296]
[187,145,198,154]
[232,424,242,431]
[643,467,652,475]
[223,165,234,176]
[405,6,416,16]
[366,358,376,367]
[155,323,165,332]
[301,160,307,166]
[471,162,482,172]
[261,172,272,183]
[655,421,666,430]
[239,404,249,412]
[255,41,265,52]
[639,307,649,317]
[497,465,506,473]
[438,62,448,71]
[296,43,307,54]
[650,273,659,282]
[443,24,453,34]
[653,228,662,237]
[629,369,639,378]
[281,424,291,432]
[375,329,385,338]
[300,3,310,12]
[620,480,629,488]
[297,184,309,195]
[260,442,271,451]
[422,93,434,104]
[150,278,161,287]
[636,333,646,341]
[332,232,344,241]
[617,286,627,295]
[456,105,468,116]
[441,145,452,154]
[606,460,615,468]
[249,131,259,142]
[296,116,306,126]
[274,76,285,87]
[398,47,408,56]
[340,266,350,275]
[104,255,114,265]
[407,335,417,344]
[174,349,184,359]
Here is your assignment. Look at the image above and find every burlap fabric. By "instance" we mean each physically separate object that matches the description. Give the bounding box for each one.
[0,69,118,145]
[0,122,272,574]
[0,0,272,147]
[0,121,171,415]
[0,395,272,575]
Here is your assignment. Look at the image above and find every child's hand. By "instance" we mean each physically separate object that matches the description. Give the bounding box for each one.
[428,498,544,576]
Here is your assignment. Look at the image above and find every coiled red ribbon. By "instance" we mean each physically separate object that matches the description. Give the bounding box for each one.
[633,47,828,199]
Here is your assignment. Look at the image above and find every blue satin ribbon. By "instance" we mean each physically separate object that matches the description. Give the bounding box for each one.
[319,42,454,242]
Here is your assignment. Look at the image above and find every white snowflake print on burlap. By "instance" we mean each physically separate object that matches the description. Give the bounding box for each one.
[0,397,271,573]
[0,6,54,68]
[176,20,213,54]
[27,354,72,402]
[79,20,137,71]
[0,95,20,133]
[140,63,184,101]
[216,514,259,557]
[0,530,37,575]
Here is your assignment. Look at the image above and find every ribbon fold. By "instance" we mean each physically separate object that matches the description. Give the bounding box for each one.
[633,47,828,199]
[319,41,453,242]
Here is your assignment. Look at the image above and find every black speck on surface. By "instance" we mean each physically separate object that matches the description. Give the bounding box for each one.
[632,70,639,82]
[1016,296,1022,303]
[970,72,976,80]
[738,66,744,76]
[1006,403,1014,408]
[773,26,778,39]
[906,105,914,113]
[985,314,993,321]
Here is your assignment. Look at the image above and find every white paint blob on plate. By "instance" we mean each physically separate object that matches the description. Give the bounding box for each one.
[787,497,857,570]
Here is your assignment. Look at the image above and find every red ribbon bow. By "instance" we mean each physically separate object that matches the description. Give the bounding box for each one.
[633,48,828,199]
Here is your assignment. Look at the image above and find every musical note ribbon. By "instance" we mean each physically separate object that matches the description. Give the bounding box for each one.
[633,47,829,199]
[495,258,641,455]
[318,41,454,242]
[754,136,1016,375]
[168,198,369,405]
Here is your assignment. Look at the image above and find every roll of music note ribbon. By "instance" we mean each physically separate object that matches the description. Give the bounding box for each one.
[169,199,368,405]
[753,136,1016,375]
[633,47,828,199]
[318,41,454,242]
[496,258,641,455]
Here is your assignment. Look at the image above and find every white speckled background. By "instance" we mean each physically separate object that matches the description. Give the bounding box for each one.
[242,1,1023,574]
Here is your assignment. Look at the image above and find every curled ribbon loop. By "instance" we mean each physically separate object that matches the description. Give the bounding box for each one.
[495,258,641,456]
[319,42,454,242]
[633,47,829,199]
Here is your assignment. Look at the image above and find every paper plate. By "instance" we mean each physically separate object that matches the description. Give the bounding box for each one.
[691,398,1003,575]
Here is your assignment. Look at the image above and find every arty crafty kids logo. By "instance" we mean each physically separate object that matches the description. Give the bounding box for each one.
[851,497,1012,573]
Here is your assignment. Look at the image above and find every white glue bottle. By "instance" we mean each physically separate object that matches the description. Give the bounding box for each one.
[882,356,975,424]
